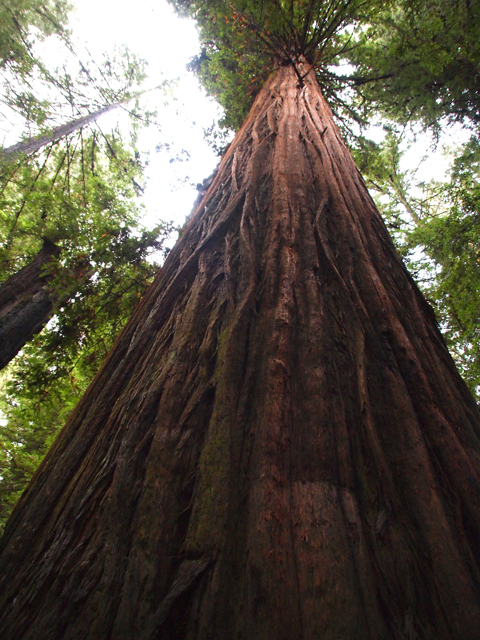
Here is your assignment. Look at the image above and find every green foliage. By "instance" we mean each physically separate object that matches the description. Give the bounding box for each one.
[356,132,480,398]
[0,0,164,158]
[0,360,86,533]
[0,1,177,531]
[0,0,70,73]
[0,127,175,360]
[351,131,431,231]
[170,0,385,131]
[407,138,480,395]
[2,131,152,266]
[349,0,480,131]
[0,129,176,533]
[2,44,155,146]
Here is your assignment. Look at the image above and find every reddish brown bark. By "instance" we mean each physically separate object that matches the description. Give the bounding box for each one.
[1,62,480,639]
[0,238,60,370]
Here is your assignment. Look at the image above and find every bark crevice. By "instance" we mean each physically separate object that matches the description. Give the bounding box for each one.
[1,61,480,640]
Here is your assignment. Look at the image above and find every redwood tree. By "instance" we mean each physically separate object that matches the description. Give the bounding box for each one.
[1,5,480,640]
[0,238,59,370]
[0,122,173,373]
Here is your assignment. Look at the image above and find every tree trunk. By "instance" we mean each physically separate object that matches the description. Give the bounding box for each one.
[0,238,60,370]
[1,103,119,161]
[1,62,480,639]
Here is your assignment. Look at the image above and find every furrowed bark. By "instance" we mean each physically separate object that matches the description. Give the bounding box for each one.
[1,62,480,639]
[0,238,60,370]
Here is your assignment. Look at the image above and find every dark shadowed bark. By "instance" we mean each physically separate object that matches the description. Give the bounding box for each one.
[1,62,480,639]
[0,238,60,370]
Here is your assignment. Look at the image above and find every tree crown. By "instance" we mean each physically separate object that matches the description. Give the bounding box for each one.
[170,0,381,130]
[171,0,480,134]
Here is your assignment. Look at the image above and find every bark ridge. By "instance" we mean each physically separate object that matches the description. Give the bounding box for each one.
[1,63,480,640]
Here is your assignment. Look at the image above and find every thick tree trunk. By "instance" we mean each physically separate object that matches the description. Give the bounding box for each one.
[0,239,60,370]
[1,63,480,639]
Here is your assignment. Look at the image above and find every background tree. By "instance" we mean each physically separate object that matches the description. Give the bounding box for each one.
[0,0,171,370]
[0,0,176,528]
[0,125,175,532]
[0,121,174,362]
[0,1,174,362]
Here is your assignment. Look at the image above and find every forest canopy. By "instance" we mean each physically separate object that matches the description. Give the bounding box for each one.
[171,0,480,133]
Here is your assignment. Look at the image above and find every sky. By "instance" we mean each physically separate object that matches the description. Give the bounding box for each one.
[70,0,223,229]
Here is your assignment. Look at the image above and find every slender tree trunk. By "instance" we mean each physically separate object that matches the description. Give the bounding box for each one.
[1,62,480,639]
[0,238,60,370]
[1,103,119,161]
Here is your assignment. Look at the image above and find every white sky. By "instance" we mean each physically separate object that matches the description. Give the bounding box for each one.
[70,0,222,229]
